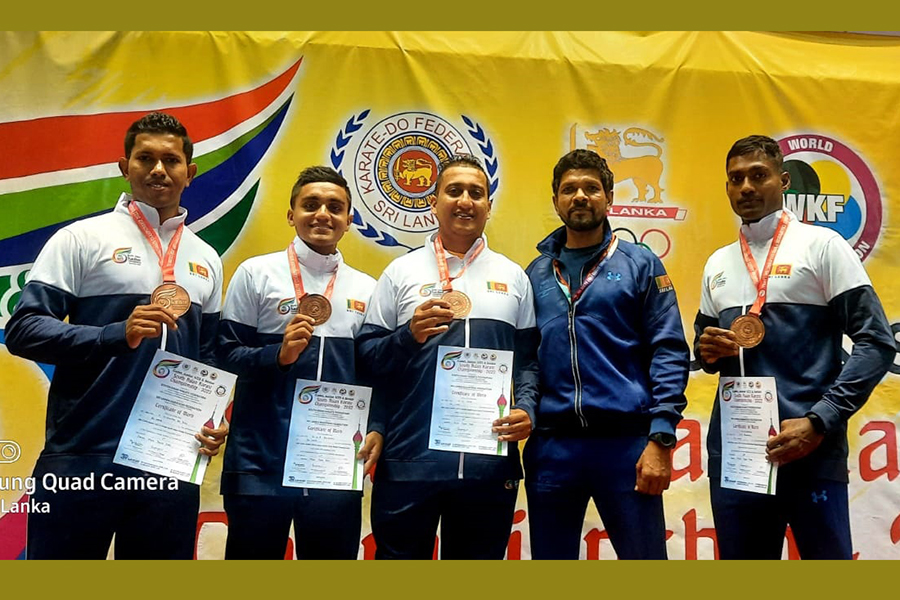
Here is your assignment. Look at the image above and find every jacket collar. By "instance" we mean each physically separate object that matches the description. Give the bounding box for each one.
[536,220,612,261]
[115,192,188,233]
[740,208,796,244]
[426,232,490,261]
[290,236,343,273]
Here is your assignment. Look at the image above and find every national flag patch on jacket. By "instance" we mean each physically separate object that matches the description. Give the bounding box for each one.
[655,274,674,293]
[347,299,367,313]
[189,262,210,278]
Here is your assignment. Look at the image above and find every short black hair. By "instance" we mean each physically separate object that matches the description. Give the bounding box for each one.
[726,135,783,170]
[290,166,352,211]
[552,149,614,195]
[435,154,489,197]
[124,112,193,163]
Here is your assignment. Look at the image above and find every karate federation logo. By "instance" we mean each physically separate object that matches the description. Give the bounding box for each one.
[440,350,463,370]
[779,134,884,261]
[112,247,131,263]
[153,359,182,378]
[330,111,500,251]
[709,271,727,291]
[721,380,734,402]
[112,247,141,266]
[298,385,320,404]
[277,298,297,315]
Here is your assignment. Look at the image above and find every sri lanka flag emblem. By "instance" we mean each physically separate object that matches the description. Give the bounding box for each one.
[771,264,792,276]
[655,274,674,293]
[188,262,210,279]
[346,299,366,313]
[486,281,508,292]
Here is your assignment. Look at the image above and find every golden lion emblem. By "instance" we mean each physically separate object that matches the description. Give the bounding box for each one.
[395,158,434,187]
[572,125,665,203]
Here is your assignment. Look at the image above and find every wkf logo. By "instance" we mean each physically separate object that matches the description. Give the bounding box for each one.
[330,111,500,252]
[779,134,883,261]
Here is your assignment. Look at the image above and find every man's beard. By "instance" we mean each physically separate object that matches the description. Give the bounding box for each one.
[562,210,605,232]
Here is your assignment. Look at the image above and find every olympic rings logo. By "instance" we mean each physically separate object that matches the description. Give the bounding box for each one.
[612,227,672,259]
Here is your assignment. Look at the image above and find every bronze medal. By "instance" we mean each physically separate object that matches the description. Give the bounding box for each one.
[730,314,765,348]
[298,293,332,326]
[443,290,472,319]
[151,282,192,318]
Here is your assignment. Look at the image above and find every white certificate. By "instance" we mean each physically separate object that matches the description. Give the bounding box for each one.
[429,345,513,457]
[114,349,234,484]
[719,376,779,495]
[283,379,371,491]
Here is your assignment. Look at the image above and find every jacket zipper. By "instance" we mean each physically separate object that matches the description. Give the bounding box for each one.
[568,302,588,428]
[569,261,588,428]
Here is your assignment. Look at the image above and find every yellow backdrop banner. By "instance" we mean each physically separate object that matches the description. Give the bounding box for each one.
[2,31,899,559]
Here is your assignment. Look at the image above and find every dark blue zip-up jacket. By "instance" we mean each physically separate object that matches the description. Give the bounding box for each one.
[526,224,689,438]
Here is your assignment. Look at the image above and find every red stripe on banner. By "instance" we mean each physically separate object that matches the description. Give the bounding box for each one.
[0,496,28,560]
[0,58,302,180]
[609,205,686,220]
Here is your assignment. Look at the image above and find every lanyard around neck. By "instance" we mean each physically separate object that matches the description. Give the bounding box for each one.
[739,211,790,318]
[433,235,485,292]
[128,201,184,283]
[552,235,618,304]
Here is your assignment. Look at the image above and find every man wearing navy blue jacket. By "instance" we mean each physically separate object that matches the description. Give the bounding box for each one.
[6,112,228,559]
[357,155,540,559]
[695,135,894,559]
[217,166,379,559]
[525,149,689,559]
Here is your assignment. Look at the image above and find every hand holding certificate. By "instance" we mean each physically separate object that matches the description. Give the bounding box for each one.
[114,350,235,484]
[430,345,514,457]
[765,416,825,466]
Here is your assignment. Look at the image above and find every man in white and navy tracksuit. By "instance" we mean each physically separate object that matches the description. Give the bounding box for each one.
[358,155,540,559]
[217,166,378,559]
[695,135,894,559]
[6,112,226,559]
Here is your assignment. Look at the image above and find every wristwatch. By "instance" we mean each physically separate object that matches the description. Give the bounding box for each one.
[649,432,677,448]
[806,412,827,435]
